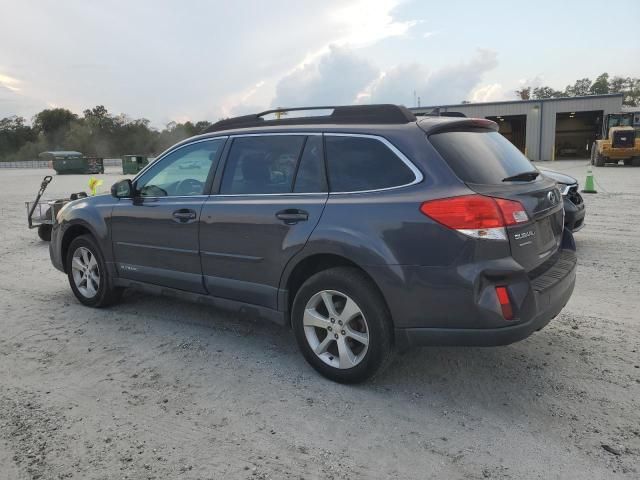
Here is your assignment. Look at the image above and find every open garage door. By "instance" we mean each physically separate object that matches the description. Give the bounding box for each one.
[486,115,526,154]
[555,110,602,160]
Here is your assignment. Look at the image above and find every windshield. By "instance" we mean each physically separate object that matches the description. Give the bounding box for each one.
[609,115,633,128]
[429,130,537,184]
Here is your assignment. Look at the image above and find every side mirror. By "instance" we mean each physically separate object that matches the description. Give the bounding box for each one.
[111,179,134,198]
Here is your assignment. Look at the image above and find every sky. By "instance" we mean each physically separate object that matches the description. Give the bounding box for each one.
[1,0,639,127]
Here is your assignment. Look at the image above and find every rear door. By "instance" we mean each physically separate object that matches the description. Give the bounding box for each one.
[199,134,328,309]
[428,129,564,271]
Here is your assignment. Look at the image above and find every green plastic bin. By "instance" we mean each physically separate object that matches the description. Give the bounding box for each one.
[40,151,104,175]
[122,155,149,174]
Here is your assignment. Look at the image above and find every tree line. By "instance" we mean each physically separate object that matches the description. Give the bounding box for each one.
[2,72,639,161]
[0,105,211,162]
[515,73,640,104]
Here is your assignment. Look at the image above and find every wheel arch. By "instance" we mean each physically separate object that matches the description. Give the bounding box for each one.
[60,222,99,273]
[280,252,392,328]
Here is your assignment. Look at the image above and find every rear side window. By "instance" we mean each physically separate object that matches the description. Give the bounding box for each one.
[220,135,305,194]
[325,136,415,192]
[429,130,535,184]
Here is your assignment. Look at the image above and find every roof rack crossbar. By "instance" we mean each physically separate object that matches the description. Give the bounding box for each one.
[205,104,416,133]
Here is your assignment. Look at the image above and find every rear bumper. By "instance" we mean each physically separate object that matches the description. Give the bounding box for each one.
[394,252,575,348]
[368,230,577,350]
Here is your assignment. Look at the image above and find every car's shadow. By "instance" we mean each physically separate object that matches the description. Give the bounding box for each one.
[94,288,564,409]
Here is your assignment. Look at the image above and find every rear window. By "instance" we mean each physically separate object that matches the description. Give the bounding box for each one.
[429,130,535,184]
[325,135,415,192]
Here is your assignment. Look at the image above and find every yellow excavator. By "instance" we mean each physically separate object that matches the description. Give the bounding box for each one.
[591,113,640,166]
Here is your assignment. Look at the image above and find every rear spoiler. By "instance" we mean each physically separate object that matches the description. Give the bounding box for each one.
[417,118,499,135]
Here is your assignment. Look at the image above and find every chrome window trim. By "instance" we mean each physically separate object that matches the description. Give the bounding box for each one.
[229,132,322,138]
[324,133,423,195]
[210,192,328,198]
[207,131,423,197]
[132,136,229,182]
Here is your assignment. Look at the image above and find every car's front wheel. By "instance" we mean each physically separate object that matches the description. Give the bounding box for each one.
[66,234,122,307]
[292,267,394,383]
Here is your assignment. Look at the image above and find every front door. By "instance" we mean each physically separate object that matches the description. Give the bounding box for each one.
[200,134,328,309]
[111,138,226,293]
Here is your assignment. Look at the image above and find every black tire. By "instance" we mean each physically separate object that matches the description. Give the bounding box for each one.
[632,157,640,167]
[594,151,605,167]
[37,224,52,241]
[291,267,394,383]
[624,158,632,166]
[65,234,122,307]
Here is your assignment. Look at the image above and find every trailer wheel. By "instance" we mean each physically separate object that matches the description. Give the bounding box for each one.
[38,224,52,241]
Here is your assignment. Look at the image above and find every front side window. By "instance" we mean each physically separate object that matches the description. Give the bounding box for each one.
[220,135,306,194]
[325,135,416,192]
[136,139,225,197]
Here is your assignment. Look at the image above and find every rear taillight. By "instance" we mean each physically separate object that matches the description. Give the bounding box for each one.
[495,286,514,320]
[419,194,528,240]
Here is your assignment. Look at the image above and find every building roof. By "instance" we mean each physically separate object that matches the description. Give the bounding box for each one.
[411,93,624,111]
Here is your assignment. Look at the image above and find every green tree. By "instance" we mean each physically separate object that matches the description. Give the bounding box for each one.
[0,116,37,157]
[589,73,609,95]
[515,87,531,100]
[32,108,77,146]
[532,86,563,99]
[564,78,592,97]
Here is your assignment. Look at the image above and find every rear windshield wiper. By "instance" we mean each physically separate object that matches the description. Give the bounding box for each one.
[502,171,539,182]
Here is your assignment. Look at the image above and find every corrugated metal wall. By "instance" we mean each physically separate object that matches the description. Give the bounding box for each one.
[413,94,623,161]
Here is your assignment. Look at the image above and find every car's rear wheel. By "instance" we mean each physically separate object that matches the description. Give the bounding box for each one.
[66,235,122,307]
[292,267,393,383]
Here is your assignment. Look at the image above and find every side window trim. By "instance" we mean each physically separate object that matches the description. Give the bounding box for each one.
[323,133,424,194]
[289,136,309,192]
[132,136,228,198]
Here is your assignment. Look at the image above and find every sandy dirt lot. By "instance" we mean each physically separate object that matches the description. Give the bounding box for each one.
[0,161,638,479]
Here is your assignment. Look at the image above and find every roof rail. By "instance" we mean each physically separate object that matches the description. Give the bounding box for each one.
[204,104,417,133]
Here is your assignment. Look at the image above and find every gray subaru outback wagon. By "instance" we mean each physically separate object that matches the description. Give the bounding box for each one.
[50,105,576,383]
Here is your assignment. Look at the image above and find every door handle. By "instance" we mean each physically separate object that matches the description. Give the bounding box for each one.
[172,209,197,223]
[275,209,309,224]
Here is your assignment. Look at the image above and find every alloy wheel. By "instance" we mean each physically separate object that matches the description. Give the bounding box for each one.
[303,290,369,369]
[71,247,100,298]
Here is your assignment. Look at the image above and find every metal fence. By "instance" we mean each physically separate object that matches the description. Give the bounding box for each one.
[0,158,123,169]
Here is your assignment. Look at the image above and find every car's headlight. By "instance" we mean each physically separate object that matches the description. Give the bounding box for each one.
[558,184,571,196]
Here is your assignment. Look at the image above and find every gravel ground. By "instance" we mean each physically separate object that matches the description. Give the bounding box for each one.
[0,161,638,479]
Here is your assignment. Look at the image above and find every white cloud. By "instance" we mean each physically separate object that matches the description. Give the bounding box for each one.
[468,83,508,103]
[271,47,499,109]
[0,73,21,92]
[272,46,378,107]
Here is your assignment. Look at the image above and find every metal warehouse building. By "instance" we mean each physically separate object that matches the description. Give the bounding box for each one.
[411,93,624,161]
